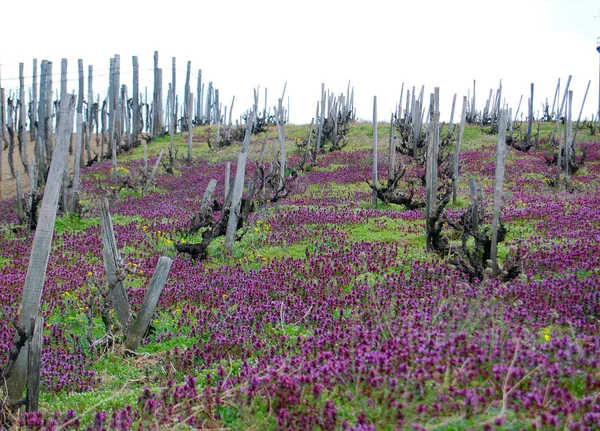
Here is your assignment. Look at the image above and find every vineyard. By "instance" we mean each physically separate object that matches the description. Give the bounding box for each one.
[0,58,599,430]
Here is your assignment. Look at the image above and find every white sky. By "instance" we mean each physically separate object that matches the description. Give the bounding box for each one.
[1,0,599,124]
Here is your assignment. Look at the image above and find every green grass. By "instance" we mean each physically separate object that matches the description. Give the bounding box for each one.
[55,214,100,233]
[7,118,591,428]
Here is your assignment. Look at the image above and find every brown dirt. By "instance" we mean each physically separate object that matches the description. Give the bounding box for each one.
[1,133,102,201]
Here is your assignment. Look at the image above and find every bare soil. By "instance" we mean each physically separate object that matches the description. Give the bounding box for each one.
[1,133,101,200]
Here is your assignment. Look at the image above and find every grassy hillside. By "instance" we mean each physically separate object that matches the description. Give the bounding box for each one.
[0,119,599,430]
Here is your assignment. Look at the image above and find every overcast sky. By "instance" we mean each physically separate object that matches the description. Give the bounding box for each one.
[1,0,599,124]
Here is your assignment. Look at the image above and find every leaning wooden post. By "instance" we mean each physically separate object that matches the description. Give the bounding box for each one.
[26,316,44,412]
[147,148,165,188]
[573,80,591,147]
[124,256,172,351]
[490,109,509,275]
[99,198,132,330]
[194,179,218,227]
[225,109,255,252]
[372,96,378,209]
[447,93,457,137]
[6,95,76,404]
[453,96,468,204]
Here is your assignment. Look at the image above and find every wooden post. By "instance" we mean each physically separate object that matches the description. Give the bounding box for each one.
[44,61,53,164]
[19,63,28,171]
[86,65,94,163]
[453,96,468,204]
[276,97,286,188]
[170,57,176,157]
[99,198,132,330]
[152,51,163,137]
[565,91,573,185]
[71,60,85,214]
[26,316,44,412]
[188,92,194,161]
[551,78,560,119]
[426,110,441,249]
[470,79,476,122]
[192,179,218,230]
[225,108,255,252]
[214,89,221,147]
[388,113,400,180]
[30,59,38,143]
[226,95,235,141]
[573,80,591,147]
[147,148,164,188]
[101,98,107,160]
[527,83,534,138]
[132,56,140,140]
[490,109,509,275]
[469,178,482,260]
[372,96,378,208]
[224,162,231,200]
[16,171,24,224]
[0,87,4,199]
[315,83,325,159]
[122,85,130,149]
[469,178,479,233]
[302,118,315,167]
[184,61,191,123]
[124,257,172,351]
[206,82,213,124]
[6,95,76,404]
[196,69,202,123]
[447,93,457,137]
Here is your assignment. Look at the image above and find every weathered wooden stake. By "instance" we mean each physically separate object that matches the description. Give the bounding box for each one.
[453,96,468,204]
[490,109,509,275]
[372,96,378,209]
[527,83,534,138]
[388,112,395,179]
[6,95,76,404]
[225,106,255,251]
[99,198,132,330]
[0,87,4,199]
[132,56,140,139]
[565,91,573,185]
[26,316,44,412]
[16,171,24,223]
[147,148,165,188]
[30,60,38,143]
[17,63,27,173]
[224,162,231,200]
[125,257,172,351]
[188,92,194,161]
[71,60,85,213]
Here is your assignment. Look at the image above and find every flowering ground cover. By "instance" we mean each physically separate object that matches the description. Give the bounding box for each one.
[0,124,599,430]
